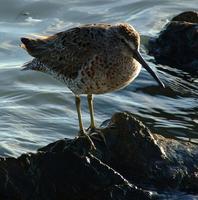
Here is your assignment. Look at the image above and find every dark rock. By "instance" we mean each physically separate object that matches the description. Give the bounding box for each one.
[1,112,198,199]
[41,112,198,193]
[0,112,155,200]
[0,150,152,200]
[148,11,198,74]
[171,11,198,23]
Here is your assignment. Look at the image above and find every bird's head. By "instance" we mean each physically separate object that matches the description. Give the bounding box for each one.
[116,23,165,88]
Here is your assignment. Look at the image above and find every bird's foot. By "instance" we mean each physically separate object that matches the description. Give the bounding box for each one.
[78,130,96,151]
[86,126,97,133]
[87,126,107,146]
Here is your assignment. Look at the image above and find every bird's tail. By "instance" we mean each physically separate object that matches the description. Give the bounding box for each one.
[21,59,48,72]
[21,59,37,71]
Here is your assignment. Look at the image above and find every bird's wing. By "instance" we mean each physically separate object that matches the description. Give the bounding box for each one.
[21,25,108,78]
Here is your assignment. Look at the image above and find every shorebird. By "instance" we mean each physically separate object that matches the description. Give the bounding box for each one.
[21,23,165,149]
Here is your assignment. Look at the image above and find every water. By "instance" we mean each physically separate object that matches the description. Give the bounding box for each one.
[0,0,197,198]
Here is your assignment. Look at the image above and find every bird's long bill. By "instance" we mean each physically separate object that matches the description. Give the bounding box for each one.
[134,50,165,88]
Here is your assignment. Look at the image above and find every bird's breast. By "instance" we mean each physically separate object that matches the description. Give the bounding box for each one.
[65,57,141,95]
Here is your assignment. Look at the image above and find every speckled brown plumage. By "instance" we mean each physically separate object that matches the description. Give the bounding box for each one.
[21,23,141,94]
[21,23,164,144]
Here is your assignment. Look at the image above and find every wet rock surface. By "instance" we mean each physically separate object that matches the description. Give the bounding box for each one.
[0,112,198,199]
[148,11,198,74]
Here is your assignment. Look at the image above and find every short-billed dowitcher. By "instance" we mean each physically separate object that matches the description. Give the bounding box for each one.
[21,23,164,149]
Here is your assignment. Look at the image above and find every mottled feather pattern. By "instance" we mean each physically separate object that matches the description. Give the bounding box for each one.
[21,23,141,94]
[21,22,165,138]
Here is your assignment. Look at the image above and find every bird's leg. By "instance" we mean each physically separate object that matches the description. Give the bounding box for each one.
[87,94,96,131]
[75,95,85,133]
[87,94,106,145]
[75,95,96,150]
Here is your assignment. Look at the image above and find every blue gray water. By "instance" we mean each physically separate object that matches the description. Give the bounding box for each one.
[0,0,197,198]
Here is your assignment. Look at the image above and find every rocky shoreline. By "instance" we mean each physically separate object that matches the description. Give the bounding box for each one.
[0,112,198,200]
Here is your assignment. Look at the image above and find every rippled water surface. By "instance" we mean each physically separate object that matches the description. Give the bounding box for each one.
[0,0,198,197]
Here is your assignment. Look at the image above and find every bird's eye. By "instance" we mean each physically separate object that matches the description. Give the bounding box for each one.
[121,38,125,43]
